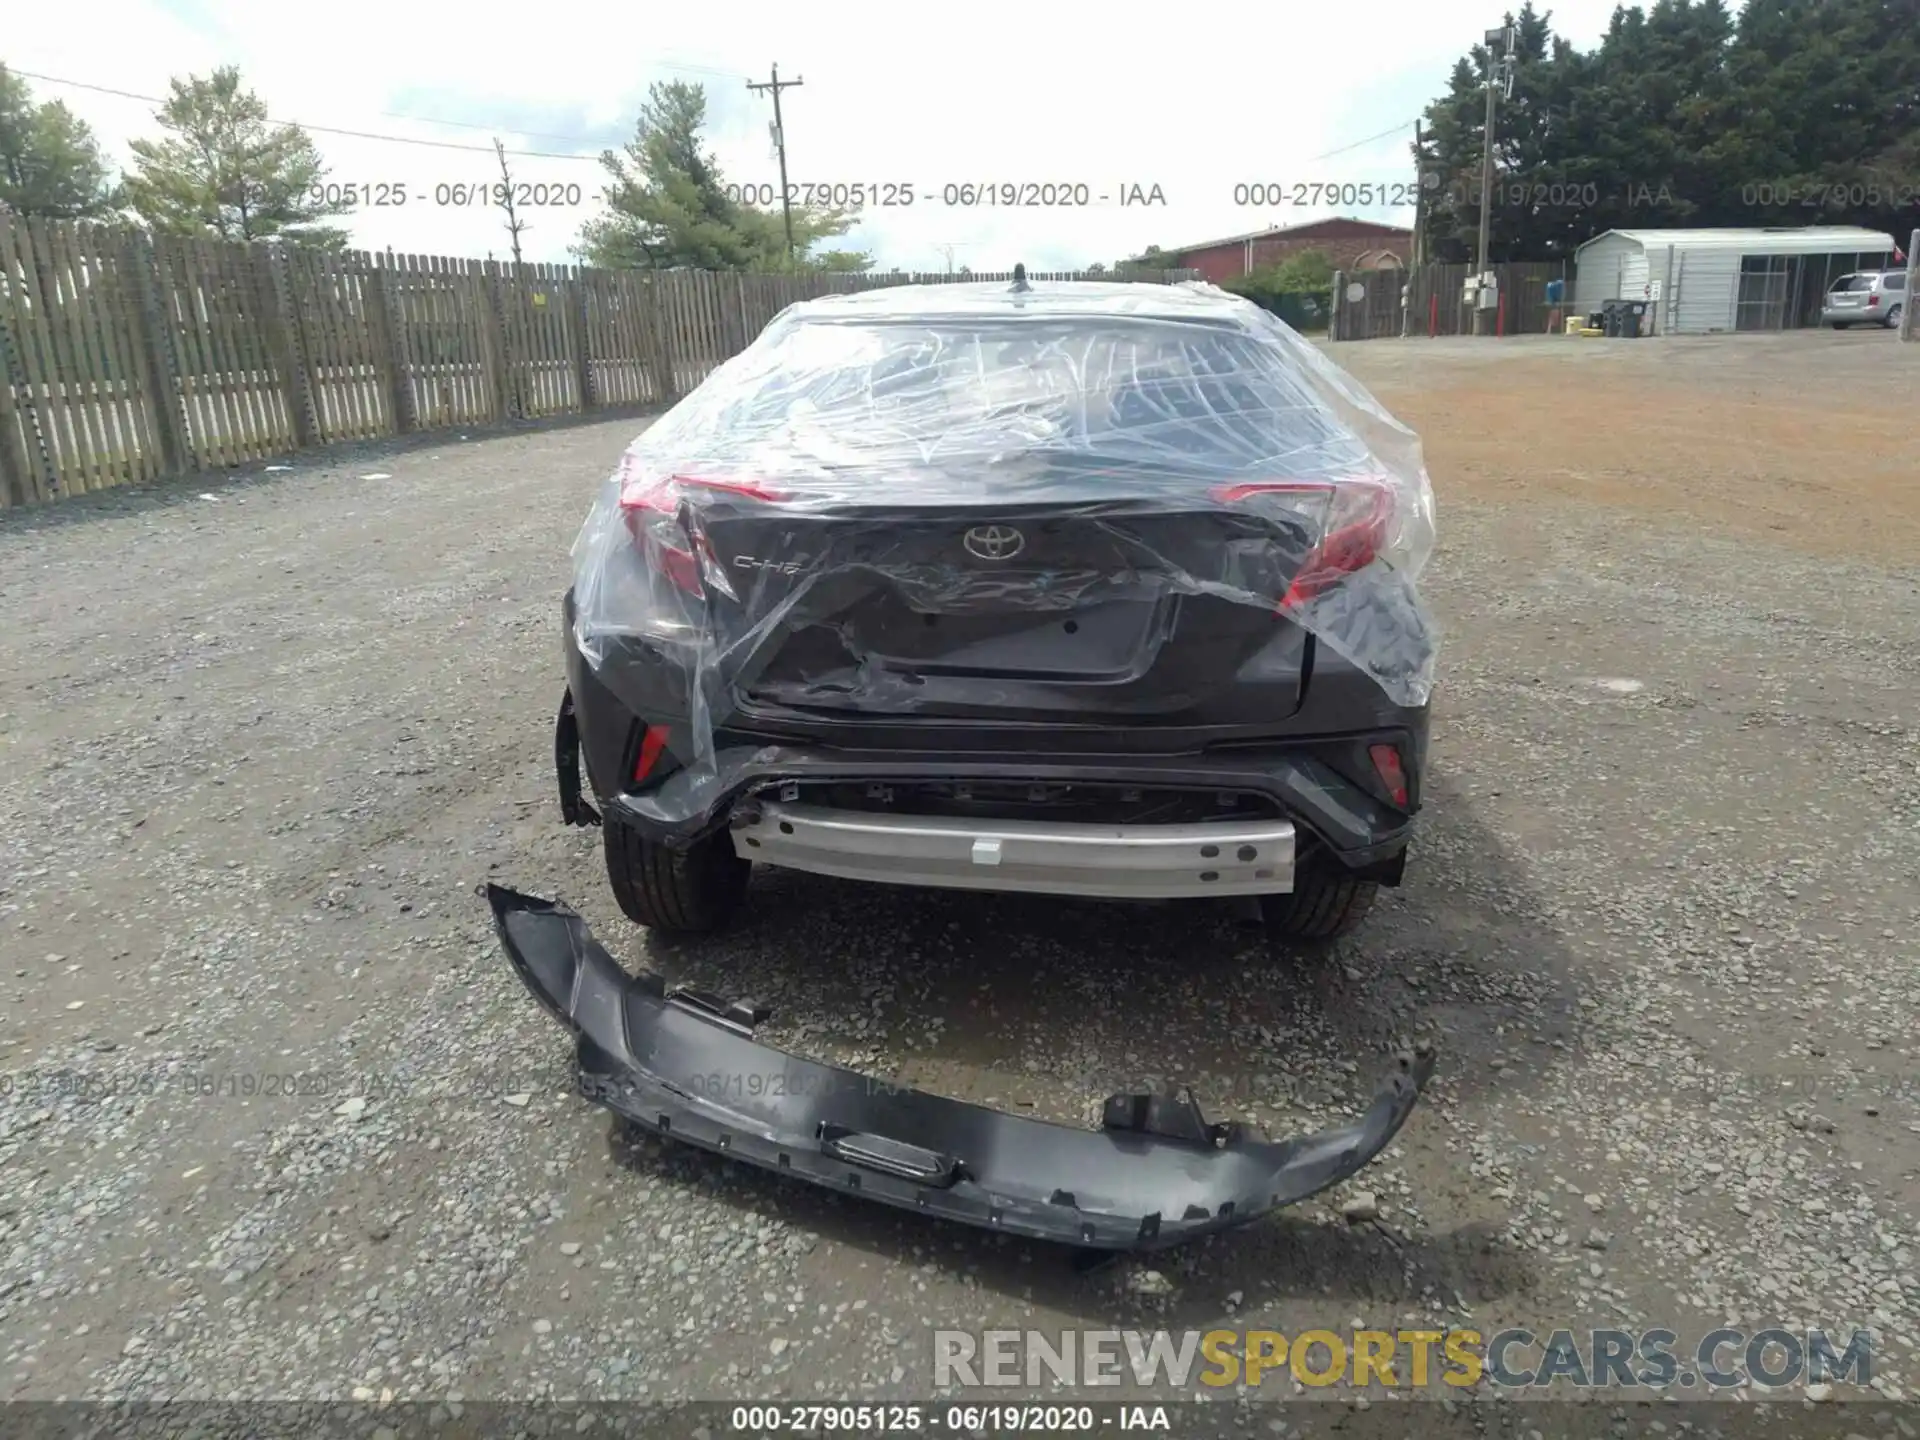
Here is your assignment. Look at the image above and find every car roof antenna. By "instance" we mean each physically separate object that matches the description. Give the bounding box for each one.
[1010,263,1030,293]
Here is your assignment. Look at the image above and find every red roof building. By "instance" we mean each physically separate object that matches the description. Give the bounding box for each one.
[1160,217,1414,284]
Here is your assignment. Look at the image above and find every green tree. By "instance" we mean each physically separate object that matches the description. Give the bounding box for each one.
[577,80,868,272]
[802,247,875,273]
[1222,250,1336,326]
[1270,248,1335,292]
[1113,244,1181,278]
[122,67,349,248]
[0,65,116,219]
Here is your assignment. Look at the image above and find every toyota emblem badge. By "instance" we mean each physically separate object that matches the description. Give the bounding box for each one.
[963,524,1025,561]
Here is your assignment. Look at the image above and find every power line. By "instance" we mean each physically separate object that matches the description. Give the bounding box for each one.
[370,112,614,146]
[1309,119,1420,162]
[647,60,758,83]
[374,59,753,141]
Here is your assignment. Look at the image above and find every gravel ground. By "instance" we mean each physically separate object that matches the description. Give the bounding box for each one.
[1,330,1915,1429]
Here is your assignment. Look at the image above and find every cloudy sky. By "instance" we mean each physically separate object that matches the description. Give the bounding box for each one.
[13,0,1629,270]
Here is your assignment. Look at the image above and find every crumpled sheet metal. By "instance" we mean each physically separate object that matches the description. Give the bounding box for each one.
[486,883,1437,1251]
[571,280,1436,779]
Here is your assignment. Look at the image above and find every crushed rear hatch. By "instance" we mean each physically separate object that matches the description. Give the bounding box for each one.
[487,883,1436,1250]
[699,482,1315,727]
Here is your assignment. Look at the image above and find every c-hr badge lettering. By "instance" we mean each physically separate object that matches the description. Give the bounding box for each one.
[963,525,1024,561]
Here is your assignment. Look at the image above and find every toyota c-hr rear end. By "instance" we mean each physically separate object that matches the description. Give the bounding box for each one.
[555,276,1438,943]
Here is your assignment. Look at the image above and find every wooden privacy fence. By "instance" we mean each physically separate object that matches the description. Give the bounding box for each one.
[0,214,1196,509]
[1327,261,1574,340]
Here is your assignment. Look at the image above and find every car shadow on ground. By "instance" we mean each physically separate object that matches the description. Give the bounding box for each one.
[590,769,1578,1321]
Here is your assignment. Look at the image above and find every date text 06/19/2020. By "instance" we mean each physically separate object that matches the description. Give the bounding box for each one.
[306,181,587,209]
[721,181,1168,209]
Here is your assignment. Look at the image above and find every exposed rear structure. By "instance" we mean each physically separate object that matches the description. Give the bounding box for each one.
[560,278,1436,940]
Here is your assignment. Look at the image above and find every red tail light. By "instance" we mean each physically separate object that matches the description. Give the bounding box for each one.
[1369,742,1409,807]
[1868,294,1880,307]
[632,725,670,783]
[617,464,787,597]
[1210,476,1397,608]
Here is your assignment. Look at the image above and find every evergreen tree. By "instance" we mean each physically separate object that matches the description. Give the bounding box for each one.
[577,80,866,272]
[122,67,350,249]
[0,65,116,219]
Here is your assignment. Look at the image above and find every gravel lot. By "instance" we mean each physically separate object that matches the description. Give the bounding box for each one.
[1,329,1916,1427]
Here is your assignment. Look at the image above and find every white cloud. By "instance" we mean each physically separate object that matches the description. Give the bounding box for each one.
[17,0,1630,267]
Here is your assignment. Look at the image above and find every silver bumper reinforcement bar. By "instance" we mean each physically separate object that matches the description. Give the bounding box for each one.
[729,802,1297,899]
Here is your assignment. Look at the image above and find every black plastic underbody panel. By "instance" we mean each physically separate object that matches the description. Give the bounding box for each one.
[487,883,1437,1252]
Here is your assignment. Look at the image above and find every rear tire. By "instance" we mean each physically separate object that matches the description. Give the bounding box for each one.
[1261,857,1378,943]
[603,820,749,934]
[1884,304,1903,330]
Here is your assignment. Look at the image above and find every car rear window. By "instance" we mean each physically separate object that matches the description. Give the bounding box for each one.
[1833,275,1875,292]
[719,317,1358,469]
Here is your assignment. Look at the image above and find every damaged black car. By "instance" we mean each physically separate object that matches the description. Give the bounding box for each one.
[507,273,1441,1250]
[557,274,1438,940]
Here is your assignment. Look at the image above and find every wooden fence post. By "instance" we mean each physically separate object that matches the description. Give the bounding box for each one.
[256,242,318,447]
[0,302,30,504]
[126,229,191,475]
[572,267,596,413]
[0,215,50,505]
[361,258,403,437]
[644,274,680,405]
[369,254,416,434]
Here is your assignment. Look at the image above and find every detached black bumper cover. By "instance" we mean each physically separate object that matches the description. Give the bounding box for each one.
[487,884,1436,1251]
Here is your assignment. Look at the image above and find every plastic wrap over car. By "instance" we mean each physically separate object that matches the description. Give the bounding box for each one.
[570,280,1437,785]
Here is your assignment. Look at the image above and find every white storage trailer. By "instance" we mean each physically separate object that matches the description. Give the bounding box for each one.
[1572,227,1898,334]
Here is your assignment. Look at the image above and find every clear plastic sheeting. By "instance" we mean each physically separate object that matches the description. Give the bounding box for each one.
[570,280,1436,784]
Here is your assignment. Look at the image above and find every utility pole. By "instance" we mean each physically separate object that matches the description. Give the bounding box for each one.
[493,138,527,270]
[747,63,804,265]
[1410,119,1426,269]
[1404,119,1424,337]
[1473,23,1515,336]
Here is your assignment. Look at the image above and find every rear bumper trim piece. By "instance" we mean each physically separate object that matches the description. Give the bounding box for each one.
[605,748,1414,866]
[731,801,1296,898]
[555,689,601,828]
[486,883,1436,1252]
